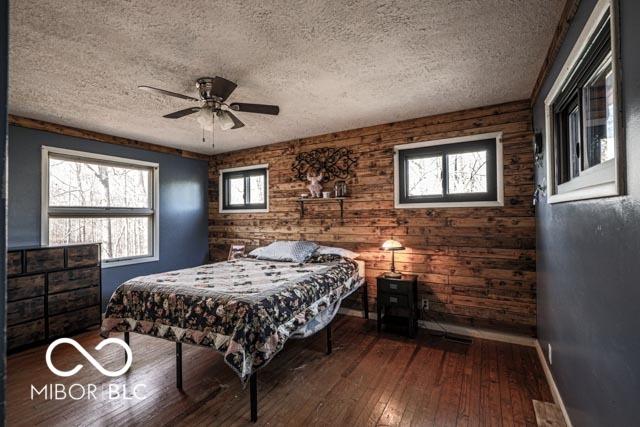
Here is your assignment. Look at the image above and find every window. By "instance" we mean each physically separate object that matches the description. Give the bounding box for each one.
[544,0,622,203]
[219,164,269,212]
[394,133,503,208]
[42,146,159,267]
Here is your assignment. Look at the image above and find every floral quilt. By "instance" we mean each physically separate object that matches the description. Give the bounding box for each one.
[100,256,362,381]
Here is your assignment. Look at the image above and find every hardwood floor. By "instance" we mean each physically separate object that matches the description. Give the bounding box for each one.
[6,316,552,426]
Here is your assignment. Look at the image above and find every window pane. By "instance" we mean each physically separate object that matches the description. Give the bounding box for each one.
[249,175,265,204]
[407,156,443,196]
[568,106,580,178]
[228,177,245,205]
[49,156,151,208]
[447,151,487,194]
[583,60,615,168]
[49,216,150,260]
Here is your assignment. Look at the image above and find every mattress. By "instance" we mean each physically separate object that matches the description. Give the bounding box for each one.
[101,256,362,381]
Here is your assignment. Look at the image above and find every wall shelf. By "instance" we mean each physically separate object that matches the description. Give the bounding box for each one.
[296,197,346,224]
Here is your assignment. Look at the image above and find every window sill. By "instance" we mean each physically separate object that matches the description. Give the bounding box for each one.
[219,208,269,213]
[102,255,159,268]
[548,181,618,204]
[549,159,619,204]
[395,200,503,209]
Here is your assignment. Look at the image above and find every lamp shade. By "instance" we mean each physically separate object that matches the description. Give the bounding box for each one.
[380,239,405,251]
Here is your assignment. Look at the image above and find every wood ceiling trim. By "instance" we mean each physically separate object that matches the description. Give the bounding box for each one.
[8,114,210,161]
[530,0,582,105]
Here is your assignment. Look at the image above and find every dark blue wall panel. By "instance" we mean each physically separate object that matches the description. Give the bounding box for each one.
[7,125,210,307]
[533,1,640,425]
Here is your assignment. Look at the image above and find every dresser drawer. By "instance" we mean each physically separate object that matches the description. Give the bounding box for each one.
[7,251,22,276]
[379,292,409,308]
[49,305,101,338]
[48,286,100,316]
[49,267,100,294]
[378,279,413,294]
[67,245,100,268]
[8,319,45,350]
[7,297,45,326]
[8,274,45,302]
[25,248,65,273]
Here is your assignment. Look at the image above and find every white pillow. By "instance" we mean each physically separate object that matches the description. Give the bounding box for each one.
[248,246,266,257]
[256,240,319,263]
[315,245,360,259]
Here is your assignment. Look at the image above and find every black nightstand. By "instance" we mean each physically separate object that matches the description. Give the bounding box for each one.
[376,274,418,337]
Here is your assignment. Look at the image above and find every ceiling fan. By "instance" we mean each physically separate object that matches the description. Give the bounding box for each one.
[139,76,279,147]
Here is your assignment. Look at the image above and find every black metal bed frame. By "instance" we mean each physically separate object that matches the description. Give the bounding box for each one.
[122,283,369,423]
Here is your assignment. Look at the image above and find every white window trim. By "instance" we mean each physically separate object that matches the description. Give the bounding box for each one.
[544,0,623,204]
[393,132,504,209]
[218,164,269,213]
[41,146,160,268]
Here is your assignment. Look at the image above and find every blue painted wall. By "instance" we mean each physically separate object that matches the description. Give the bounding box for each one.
[7,125,210,307]
[533,1,640,425]
[1,0,9,421]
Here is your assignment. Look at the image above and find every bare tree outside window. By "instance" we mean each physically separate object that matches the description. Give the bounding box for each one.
[447,151,487,194]
[47,154,155,262]
[407,156,442,196]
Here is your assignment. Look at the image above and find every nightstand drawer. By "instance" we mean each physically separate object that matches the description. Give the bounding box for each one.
[378,279,412,294]
[380,292,409,308]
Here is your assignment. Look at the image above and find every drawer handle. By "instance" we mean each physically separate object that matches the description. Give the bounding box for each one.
[389,296,398,303]
[389,283,398,290]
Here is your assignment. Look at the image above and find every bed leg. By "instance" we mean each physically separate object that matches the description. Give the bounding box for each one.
[326,322,332,355]
[176,342,183,390]
[250,372,258,422]
[124,331,130,364]
[362,283,369,320]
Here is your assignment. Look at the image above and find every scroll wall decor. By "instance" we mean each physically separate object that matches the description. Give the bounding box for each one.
[291,147,358,183]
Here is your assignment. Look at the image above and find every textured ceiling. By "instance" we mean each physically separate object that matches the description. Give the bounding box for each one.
[9,0,564,154]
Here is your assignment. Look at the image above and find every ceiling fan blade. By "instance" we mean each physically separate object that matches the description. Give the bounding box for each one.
[163,107,201,119]
[229,103,279,115]
[138,85,200,102]
[211,76,237,101]
[225,111,245,129]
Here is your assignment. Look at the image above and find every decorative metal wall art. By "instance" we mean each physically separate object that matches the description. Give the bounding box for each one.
[291,147,358,183]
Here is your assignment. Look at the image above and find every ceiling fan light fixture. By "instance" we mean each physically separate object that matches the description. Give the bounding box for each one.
[196,108,213,130]
[216,110,235,131]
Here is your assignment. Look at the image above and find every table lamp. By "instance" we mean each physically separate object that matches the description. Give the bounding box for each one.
[380,239,405,278]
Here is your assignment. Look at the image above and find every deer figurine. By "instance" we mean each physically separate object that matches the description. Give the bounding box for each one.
[307,171,324,198]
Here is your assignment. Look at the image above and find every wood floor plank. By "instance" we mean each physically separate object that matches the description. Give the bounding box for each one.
[6,316,553,427]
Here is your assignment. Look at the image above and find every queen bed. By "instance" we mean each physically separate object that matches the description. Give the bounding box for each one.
[100,242,367,422]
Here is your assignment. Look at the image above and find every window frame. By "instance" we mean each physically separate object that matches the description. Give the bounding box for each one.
[544,0,624,204]
[219,164,269,213]
[41,146,160,268]
[394,132,504,208]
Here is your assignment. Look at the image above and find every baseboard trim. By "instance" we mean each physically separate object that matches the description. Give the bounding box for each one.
[338,307,536,347]
[534,341,573,427]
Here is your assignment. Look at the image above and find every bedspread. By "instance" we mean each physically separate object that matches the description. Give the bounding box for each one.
[100,256,361,381]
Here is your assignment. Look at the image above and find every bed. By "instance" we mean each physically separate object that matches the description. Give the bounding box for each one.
[100,251,367,422]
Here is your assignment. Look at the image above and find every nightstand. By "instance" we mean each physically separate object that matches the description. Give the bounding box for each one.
[376,274,418,337]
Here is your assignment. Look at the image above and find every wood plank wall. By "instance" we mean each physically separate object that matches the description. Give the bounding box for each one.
[208,100,536,336]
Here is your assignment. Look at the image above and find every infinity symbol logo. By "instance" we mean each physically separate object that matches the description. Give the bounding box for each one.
[45,338,133,378]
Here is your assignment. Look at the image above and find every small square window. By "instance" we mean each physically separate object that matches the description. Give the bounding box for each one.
[220,166,268,212]
[395,134,502,208]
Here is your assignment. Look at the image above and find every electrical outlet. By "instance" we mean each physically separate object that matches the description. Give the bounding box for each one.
[421,298,429,311]
[548,343,552,365]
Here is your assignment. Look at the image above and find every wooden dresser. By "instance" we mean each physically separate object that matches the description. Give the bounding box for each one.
[7,243,102,352]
